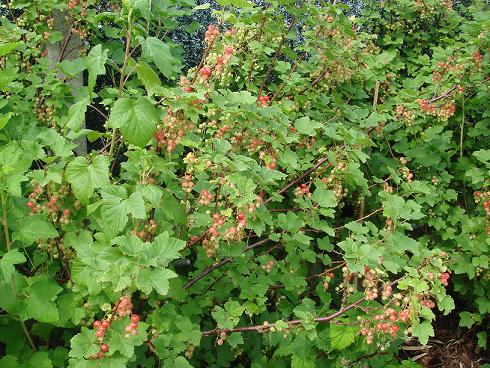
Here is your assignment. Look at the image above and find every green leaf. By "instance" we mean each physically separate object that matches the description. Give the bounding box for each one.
[312,188,337,208]
[85,45,108,91]
[108,97,159,147]
[0,42,22,57]
[66,97,89,131]
[374,49,397,66]
[145,232,186,267]
[477,331,487,349]
[0,249,25,283]
[136,63,162,96]
[65,156,110,204]
[412,321,434,345]
[21,277,63,323]
[329,324,358,350]
[69,328,99,358]
[141,37,182,80]
[0,113,12,130]
[136,268,177,296]
[362,111,387,128]
[294,116,322,136]
[459,311,481,328]
[13,217,59,244]
[100,187,146,236]
[473,149,490,164]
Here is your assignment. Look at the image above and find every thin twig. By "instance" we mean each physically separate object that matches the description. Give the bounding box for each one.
[264,156,331,205]
[257,20,296,100]
[184,238,269,289]
[201,277,404,335]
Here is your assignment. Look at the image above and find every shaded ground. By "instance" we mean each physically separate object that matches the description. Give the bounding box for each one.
[400,313,488,368]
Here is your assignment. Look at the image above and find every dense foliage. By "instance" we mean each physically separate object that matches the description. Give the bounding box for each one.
[0,0,489,366]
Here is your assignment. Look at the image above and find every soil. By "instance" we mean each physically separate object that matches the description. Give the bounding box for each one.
[400,313,489,368]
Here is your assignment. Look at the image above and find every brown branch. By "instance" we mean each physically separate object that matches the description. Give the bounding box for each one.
[57,24,74,63]
[202,295,365,335]
[270,53,305,102]
[185,156,331,251]
[184,238,269,289]
[246,14,268,84]
[429,84,458,103]
[257,20,296,100]
[201,277,404,336]
[264,156,330,205]
[191,20,223,85]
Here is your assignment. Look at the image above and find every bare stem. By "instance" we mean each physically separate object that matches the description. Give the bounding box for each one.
[201,277,404,335]
[1,192,37,351]
[109,9,133,158]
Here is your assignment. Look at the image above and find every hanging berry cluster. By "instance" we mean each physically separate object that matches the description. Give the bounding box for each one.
[417,98,456,120]
[154,109,194,152]
[89,295,140,360]
[321,162,348,201]
[27,183,72,224]
[131,219,158,241]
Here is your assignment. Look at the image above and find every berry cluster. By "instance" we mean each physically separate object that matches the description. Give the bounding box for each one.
[432,56,464,83]
[360,307,405,344]
[402,167,414,183]
[27,184,72,224]
[154,109,194,153]
[474,51,483,68]
[181,174,195,193]
[199,189,214,205]
[439,272,450,287]
[362,266,381,300]
[474,191,490,216]
[418,98,456,120]
[216,331,227,345]
[201,210,249,257]
[36,237,74,260]
[131,219,158,241]
[90,319,111,359]
[295,183,311,197]
[116,295,133,317]
[259,95,270,107]
[33,97,55,125]
[67,0,81,10]
[394,105,415,125]
[124,314,140,338]
[384,182,394,193]
[321,162,348,201]
[261,259,276,273]
[185,344,195,358]
[205,24,220,45]
[89,296,141,360]
[322,272,335,289]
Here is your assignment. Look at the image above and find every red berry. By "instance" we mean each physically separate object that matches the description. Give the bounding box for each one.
[96,329,105,338]
[93,320,102,328]
[236,212,245,221]
[391,325,399,333]
[199,67,212,77]
[131,314,140,323]
[155,129,165,142]
[27,201,35,208]
[101,320,110,329]
[100,343,109,353]
[63,209,70,216]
